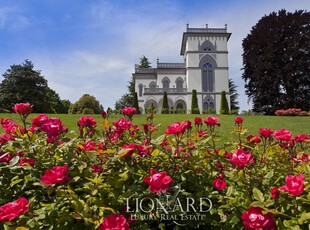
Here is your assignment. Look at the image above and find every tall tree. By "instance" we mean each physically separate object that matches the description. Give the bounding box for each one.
[133,92,140,114]
[220,91,230,114]
[229,78,240,112]
[191,89,200,114]
[242,10,310,114]
[116,56,151,109]
[161,91,169,114]
[0,60,67,113]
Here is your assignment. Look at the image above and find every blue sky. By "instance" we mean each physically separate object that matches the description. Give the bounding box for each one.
[0,0,309,111]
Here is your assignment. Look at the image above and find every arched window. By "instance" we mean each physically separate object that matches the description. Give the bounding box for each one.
[138,84,143,97]
[175,77,184,90]
[203,96,215,113]
[162,77,170,89]
[202,63,214,92]
[149,82,156,92]
[200,55,217,92]
[203,102,209,111]
[163,80,169,89]
[200,40,216,52]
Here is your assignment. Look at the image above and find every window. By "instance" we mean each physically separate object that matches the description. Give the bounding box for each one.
[138,84,143,97]
[203,102,209,111]
[202,63,214,92]
[176,80,183,89]
[149,82,156,92]
[203,96,215,112]
[200,41,215,52]
[162,77,170,90]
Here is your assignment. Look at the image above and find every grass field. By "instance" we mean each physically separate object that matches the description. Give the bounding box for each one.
[1,113,310,143]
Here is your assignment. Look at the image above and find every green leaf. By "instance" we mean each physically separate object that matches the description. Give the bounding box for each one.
[253,187,264,202]
[264,169,274,179]
[9,156,20,166]
[151,149,160,157]
[10,178,23,187]
[298,212,310,224]
[226,186,234,196]
[304,165,310,175]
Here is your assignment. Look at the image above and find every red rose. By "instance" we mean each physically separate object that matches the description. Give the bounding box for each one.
[0,134,14,145]
[19,158,35,167]
[165,122,185,135]
[0,197,29,222]
[41,165,70,185]
[12,102,33,115]
[259,128,273,138]
[246,135,261,144]
[31,114,49,130]
[91,165,103,174]
[78,141,97,151]
[273,129,292,142]
[122,107,137,118]
[41,118,68,143]
[121,143,137,157]
[229,149,252,167]
[194,117,202,126]
[78,116,97,128]
[113,118,132,134]
[242,206,277,230]
[294,134,309,143]
[234,117,243,124]
[101,110,107,119]
[280,174,305,196]
[144,170,173,193]
[183,120,192,131]
[213,178,227,191]
[143,123,157,134]
[0,118,23,135]
[204,116,220,126]
[98,214,129,230]
[0,152,14,163]
[270,187,280,199]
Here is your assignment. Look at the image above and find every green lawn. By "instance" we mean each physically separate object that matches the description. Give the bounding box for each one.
[1,113,309,141]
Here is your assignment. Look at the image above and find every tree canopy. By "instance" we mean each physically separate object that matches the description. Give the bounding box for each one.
[242,10,310,114]
[69,94,103,114]
[0,60,70,113]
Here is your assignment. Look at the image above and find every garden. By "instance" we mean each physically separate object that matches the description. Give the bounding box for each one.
[0,103,310,229]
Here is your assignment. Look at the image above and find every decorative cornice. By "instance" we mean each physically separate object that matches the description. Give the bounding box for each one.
[157,69,186,74]
[133,74,157,80]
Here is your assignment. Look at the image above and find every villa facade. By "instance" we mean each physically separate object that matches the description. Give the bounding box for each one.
[133,24,231,114]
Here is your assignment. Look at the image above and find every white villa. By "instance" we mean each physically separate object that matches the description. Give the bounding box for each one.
[133,24,231,114]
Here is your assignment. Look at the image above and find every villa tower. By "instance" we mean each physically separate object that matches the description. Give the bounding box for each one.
[133,24,231,114]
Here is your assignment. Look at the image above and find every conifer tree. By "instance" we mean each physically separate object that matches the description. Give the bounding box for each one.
[191,89,200,114]
[161,91,169,114]
[220,91,230,114]
[133,92,140,114]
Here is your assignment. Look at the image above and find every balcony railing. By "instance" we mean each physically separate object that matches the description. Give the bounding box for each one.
[134,66,156,73]
[187,28,227,33]
[144,88,187,94]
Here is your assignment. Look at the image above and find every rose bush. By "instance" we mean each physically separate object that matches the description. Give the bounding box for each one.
[0,104,310,229]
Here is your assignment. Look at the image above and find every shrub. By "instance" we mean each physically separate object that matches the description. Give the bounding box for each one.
[0,104,310,229]
[220,91,230,114]
[82,108,94,114]
[161,91,169,114]
[275,108,302,116]
[191,89,200,114]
